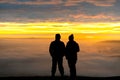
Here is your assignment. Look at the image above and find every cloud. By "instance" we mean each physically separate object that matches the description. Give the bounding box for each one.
[0,0,119,22]
[69,13,115,20]
[0,0,62,5]
[85,0,116,7]
[0,0,116,6]
[0,12,120,22]
[113,26,120,31]
[64,0,116,6]
[113,28,120,31]
[64,0,84,6]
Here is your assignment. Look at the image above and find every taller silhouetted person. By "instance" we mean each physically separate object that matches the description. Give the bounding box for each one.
[49,34,65,79]
[65,34,80,80]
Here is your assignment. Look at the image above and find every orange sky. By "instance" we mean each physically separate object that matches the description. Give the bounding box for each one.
[0,0,120,40]
[0,22,120,40]
[0,22,120,35]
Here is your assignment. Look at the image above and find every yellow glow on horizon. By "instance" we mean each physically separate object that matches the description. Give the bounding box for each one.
[0,22,120,35]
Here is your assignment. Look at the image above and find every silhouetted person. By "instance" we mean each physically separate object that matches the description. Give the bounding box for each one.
[49,34,65,79]
[65,34,80,80]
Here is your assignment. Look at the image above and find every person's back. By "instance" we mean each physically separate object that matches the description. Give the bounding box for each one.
[50,40,65,58]
[49,34,65,79]
[66,34,79,61]
[65,34,80,80]
[66,40,79,61]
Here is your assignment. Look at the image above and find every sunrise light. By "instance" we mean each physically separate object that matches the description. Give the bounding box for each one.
[0,22,120,35]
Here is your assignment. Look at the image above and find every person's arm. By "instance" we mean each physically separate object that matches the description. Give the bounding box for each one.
[61,42,66,57]
[76,43,80,52]
[49,42,54,57]
[65,42,69,59]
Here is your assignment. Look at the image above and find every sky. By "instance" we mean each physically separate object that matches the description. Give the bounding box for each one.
[0,0,120,36]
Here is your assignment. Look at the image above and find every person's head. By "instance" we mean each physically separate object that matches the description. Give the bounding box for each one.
[69,34,74,41]
[55,34,61,41]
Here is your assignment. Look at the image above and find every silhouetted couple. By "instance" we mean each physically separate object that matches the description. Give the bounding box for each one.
[49,34,80,80]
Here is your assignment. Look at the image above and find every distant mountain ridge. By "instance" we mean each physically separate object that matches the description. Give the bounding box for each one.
[100,40,120,43]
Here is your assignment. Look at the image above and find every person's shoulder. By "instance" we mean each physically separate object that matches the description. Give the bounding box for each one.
[59,41,64,44]
[50,41,55,44]
[74,41,79,44]
[60,41,64,43]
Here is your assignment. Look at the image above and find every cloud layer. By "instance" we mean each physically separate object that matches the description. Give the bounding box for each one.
[0,0,116,6]
[0,0,120,22]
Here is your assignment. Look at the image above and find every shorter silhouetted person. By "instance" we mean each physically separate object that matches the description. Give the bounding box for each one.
[49,34,65,79]
[65,34,80,80]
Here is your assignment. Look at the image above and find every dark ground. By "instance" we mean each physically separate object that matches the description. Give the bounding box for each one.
[0,76,120,80]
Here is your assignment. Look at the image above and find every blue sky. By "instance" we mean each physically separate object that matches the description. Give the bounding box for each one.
[0,0,120,22]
